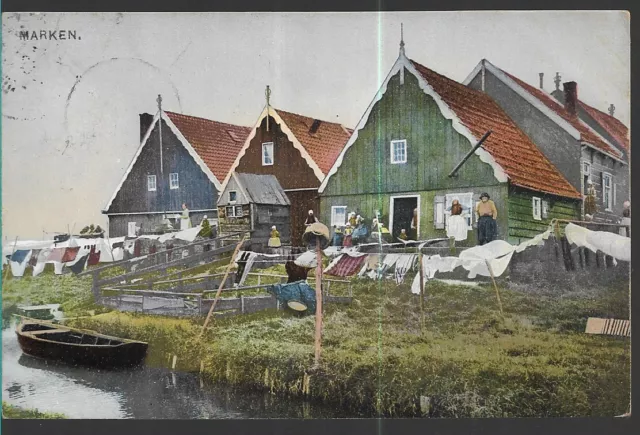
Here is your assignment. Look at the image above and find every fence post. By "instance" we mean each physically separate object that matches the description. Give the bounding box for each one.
[241,295,245,314]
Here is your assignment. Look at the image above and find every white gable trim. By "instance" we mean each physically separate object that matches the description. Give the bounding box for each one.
[319,55,508,193]
[220,106,325,192]
[578,119,626,164]
[103,112,161,212]
[161,112,223,191]
[102,111,222,213]
[463,60,582,141]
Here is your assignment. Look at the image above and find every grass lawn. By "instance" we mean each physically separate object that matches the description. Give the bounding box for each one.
[2,401,66,419]
[65,263,630,418]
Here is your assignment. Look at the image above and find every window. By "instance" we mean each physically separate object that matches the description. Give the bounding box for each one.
[262,142,274,166]
[532,197,542,221]
[542,200,549,219]
[128,222,137,238]
[225,205,243,218]
[147,175,156,192]
[169,173,179,189]
[229,191,237,202]
[582,162,591,195]
[390,140,407,164]
[331,206,347,227]
[445,192,473,229]
[602,173,613,211]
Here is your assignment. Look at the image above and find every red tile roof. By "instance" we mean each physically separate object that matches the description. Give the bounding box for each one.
[501,71,624,159]
[165,111,251,183]
[578,101,629,152]
[274,108,352,175]
[411,60,581,199]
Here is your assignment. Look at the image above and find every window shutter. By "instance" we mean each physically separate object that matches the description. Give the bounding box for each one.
[434,195,445,229]
[613,183,617,209]
[472,193,481,228]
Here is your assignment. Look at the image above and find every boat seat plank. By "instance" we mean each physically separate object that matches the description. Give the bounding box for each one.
[29,329,69,335]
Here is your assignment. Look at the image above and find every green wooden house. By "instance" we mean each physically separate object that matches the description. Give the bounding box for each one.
[318,41,582,245]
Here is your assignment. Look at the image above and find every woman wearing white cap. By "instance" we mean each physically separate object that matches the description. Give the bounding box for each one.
[268,225,282,248]
[305,210,318,227]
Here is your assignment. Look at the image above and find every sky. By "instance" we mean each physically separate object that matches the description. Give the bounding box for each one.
[1,11,630,241]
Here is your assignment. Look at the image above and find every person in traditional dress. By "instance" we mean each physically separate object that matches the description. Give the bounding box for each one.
[305,210,319,227]
[410,208,418,240]
[268,225,282,248]
[475,193,498,245]
[621,200,631,237]
[399,229,408,241]
[332,225,344,247]
[348,212,358,228]
[446,199,469,241]
[343,223,353,247]
[379,222,392,243]
[352,214,368,245]
[180,203,192,230]
[584,180,597,219]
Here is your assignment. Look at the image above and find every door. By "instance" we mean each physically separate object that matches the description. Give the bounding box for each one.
[391,197,418,241]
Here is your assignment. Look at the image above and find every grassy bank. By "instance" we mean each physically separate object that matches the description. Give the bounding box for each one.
[68,270,630,418]
[2,401,66,419]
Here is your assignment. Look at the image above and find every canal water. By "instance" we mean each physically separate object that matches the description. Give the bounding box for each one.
[2,311,362,419]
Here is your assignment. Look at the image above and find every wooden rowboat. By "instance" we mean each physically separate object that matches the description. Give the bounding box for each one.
[16,318,148,368]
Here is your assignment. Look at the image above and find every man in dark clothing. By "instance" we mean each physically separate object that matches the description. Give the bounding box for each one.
[476,192,498,245]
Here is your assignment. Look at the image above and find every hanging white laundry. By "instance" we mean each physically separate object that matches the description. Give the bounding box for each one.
[458,240,516,279]
[9,250,32,277]
[32,248,52,277]
[564,223,599,253]
[238,252,258,286]
[394,254,417,284]
[585,230,631,262]
[295,250,318,268]
[446,215,468,241]
[174,225,202,242]
[53,261,64,275]
[515,228,553,253]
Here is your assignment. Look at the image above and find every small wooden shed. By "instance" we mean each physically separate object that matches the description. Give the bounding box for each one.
[217,172,291,244]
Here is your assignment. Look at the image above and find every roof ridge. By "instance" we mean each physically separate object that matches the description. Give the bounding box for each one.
[410,59,493,102]
[165,110,251,131]
[273,107,352,129]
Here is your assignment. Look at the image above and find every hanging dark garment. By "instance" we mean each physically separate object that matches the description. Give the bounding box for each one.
[28,249,41,267]
[235,252,251,284]
[87,246,101,266]
[285,254,310,283]
[134,240,142,257]
[477,216,497,245]
[560,236,575,271]
[68,255,89,274]
[10,250,31,264]
[61,247,80,263]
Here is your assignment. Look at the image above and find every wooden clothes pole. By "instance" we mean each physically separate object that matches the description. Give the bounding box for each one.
[485,259,504,317]
[314,236,323,367]
[200,235,247,337]
[419,252,425,331]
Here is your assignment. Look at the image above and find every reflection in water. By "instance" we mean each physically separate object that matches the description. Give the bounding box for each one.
[2,319,358,419]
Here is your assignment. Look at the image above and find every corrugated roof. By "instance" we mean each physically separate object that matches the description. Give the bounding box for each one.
[274,108,352,175]
[411,60,581,199]
[578,101,630,153]
[500,72,624,160]
[235,173,290,206]
[165,111,252,183]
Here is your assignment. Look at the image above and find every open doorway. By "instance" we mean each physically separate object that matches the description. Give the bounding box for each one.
[390,195,419,241]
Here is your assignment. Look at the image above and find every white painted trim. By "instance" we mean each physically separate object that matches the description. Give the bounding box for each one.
[104,209,218,216]
[103,112,161,212]
[390,139,408,164]
[283,187,318,192]
[160,112,223,191]
[532,196,542,221]
[102,111,224,213]
[463,60,582,141]
[330,205,348,227]
[231,171,251,204]
[602,172,613,211]
[389,194,421,239]
[147,174,157,192]
[262,142,274,166]
[319,55,509,193]
[578,118,626,163]
[462,61,483,88]
[220,106,326,192]
[169,172,180,190]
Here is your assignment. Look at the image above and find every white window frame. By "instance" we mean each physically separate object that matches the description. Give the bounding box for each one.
[331,206,348,227]
[602,172,613,211]
[225,206,238,218]
[532,197,542,221]
[390,139,407,164]
[262,142,274,166]
[147,175,157,192]
[445,192,473,230]
[169,172,179,190]
[229,191,238,203]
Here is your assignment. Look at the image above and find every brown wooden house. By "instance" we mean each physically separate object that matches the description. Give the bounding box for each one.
[222,106,352,245]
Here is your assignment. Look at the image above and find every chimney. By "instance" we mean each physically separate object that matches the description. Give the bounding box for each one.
[563,81,578,116]
[608,104,616,117]
[139,113,154,142]
[309,119,322,135]
[539,73,544,89]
